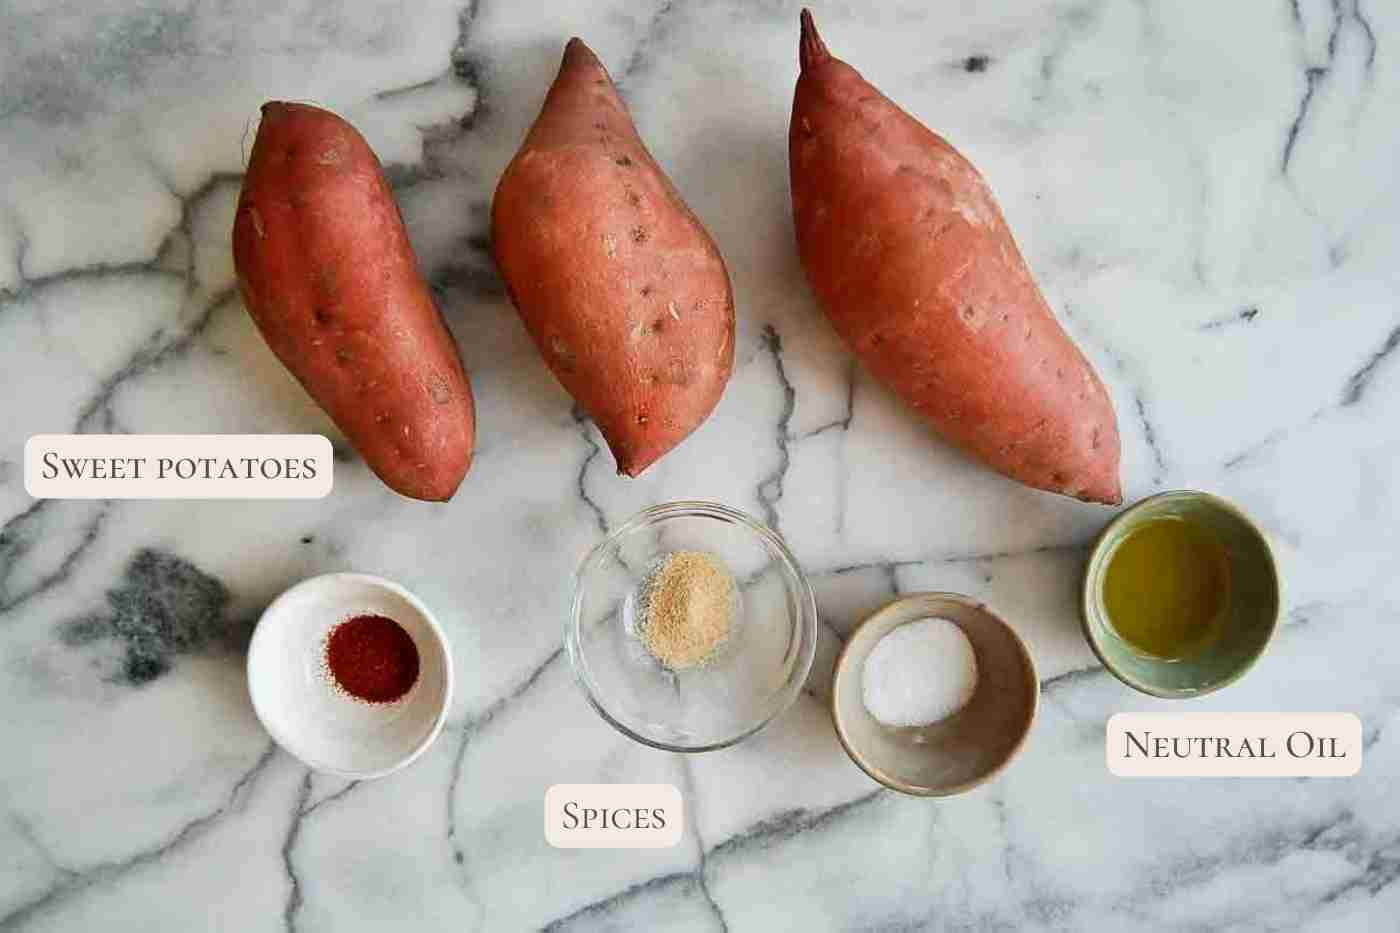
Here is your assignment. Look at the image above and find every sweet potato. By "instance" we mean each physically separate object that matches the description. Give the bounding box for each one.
[790,12,1121,504]
[492,39,735,477]
[233,102,475,501]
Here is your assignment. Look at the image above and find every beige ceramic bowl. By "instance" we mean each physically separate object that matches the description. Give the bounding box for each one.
[831,593,1038,796]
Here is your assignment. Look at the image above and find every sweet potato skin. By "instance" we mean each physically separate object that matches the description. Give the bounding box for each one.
[491,39,735,477]
[233,102,474,501]
[790,13,1121,504]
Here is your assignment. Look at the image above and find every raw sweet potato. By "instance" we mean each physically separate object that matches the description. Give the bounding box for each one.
[790,12,1121,504]
[492,39,735,477]
[233,102,475,501]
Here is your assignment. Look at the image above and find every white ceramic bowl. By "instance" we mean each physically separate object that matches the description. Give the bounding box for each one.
[247,573,452,778]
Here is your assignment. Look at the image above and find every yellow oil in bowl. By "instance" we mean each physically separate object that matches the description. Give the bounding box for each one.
[1101,515,1230,660]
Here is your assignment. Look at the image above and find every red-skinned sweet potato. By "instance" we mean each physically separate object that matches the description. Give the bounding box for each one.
[790,12,1121,504]
[492,39,735,477]
[233,102,475,501]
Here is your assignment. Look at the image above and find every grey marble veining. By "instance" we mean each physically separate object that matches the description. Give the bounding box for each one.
[1,0,1399,930]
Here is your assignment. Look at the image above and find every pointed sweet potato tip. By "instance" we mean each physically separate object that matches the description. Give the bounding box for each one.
[563,36,605,71]
[799,9,832,71]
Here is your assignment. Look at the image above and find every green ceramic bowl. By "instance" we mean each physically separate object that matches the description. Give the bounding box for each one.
[1081,490,1280,698]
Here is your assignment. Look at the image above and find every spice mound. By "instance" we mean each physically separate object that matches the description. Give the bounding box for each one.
[862,618,978,728]
[638,551,734,670]
[323,614,420,704]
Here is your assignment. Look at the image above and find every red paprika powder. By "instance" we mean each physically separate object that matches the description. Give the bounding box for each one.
[324,614,419,703]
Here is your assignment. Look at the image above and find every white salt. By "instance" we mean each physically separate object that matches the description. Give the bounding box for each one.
[861,617,978,728]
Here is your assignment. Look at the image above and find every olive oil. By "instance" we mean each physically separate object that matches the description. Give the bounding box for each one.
[1101,516,1230,659]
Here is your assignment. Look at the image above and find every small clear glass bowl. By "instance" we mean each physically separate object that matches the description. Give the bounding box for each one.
[567,501,818,752]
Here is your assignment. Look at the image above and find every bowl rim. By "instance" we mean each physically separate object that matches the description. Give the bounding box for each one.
[830,592,1040,797]
[1079,489,1281,699]
[246,571,454,779]
[566,500,818,753]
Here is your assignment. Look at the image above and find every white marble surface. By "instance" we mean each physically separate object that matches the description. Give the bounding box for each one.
[2,0,1398,929]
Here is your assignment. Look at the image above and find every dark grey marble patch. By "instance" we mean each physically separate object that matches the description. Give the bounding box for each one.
[56,547,248,685]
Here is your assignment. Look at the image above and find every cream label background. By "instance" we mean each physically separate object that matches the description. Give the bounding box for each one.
[25,434,333,499]
[1107,713,1362,777]
[544,784,683,849]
